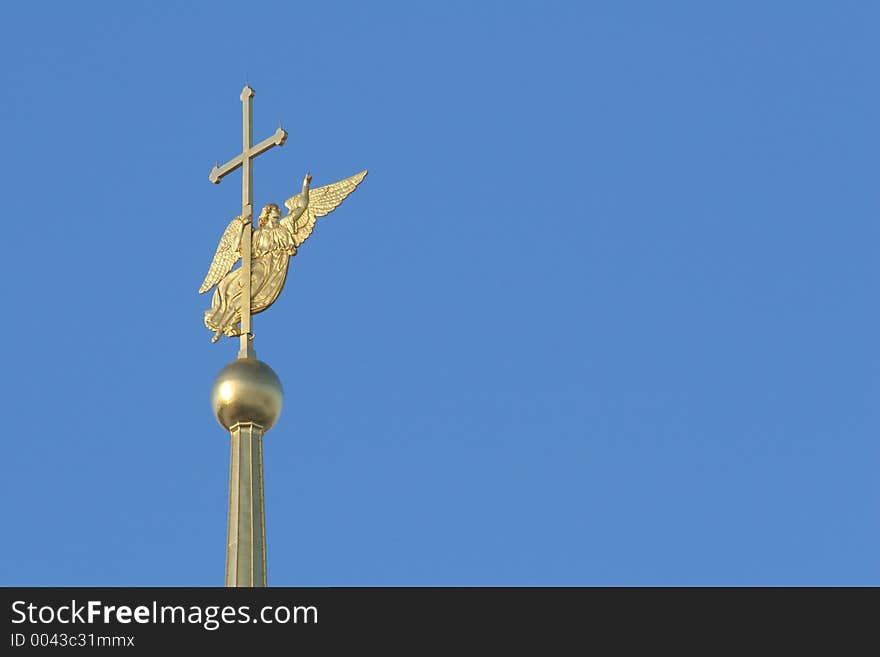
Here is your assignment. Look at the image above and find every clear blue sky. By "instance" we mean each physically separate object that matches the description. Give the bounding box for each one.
[1,1,876,585]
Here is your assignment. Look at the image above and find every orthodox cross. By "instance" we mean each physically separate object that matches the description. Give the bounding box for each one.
[208,85,287,359]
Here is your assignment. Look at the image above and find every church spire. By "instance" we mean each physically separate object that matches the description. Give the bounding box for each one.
[200,84,365,586]
[211,358,283,586]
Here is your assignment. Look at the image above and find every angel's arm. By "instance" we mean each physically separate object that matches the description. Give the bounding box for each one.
[281,172,311,230]
[280,170,367,247]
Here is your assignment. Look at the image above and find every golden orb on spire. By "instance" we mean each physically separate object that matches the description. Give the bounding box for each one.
[211,358,284,431]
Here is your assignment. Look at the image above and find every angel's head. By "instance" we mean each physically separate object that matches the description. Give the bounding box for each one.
[258,203,281,227]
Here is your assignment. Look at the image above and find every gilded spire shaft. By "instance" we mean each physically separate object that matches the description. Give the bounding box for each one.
[225,422,267,587]
[212,358,283,587]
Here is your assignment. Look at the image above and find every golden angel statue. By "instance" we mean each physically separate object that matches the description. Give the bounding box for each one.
[199,170,368,342]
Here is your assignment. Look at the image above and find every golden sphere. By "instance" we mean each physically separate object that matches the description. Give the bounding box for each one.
[211,358,284,431]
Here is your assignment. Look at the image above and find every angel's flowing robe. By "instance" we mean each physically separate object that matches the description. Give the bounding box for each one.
[204,221,297,337]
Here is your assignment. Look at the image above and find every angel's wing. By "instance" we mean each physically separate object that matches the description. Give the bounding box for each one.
[198,215,245,293]
[281,170,367,247]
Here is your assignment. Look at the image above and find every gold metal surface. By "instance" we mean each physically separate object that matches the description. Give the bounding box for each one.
[211,358,284,431]
[225,422,267,587]
[205,85,287,359]
[201,85,366,359]
[200,170,368,345]
[202,84,366,588]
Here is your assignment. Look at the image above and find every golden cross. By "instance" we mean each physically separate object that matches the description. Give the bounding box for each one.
[208,85,287,359]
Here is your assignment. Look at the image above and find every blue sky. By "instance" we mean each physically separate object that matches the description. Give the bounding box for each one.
[1,1,877,585]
